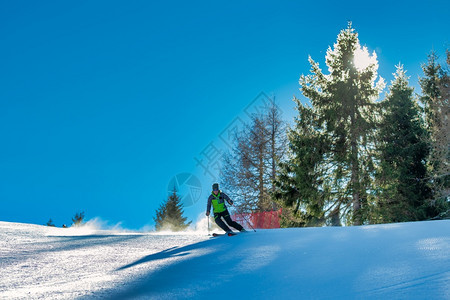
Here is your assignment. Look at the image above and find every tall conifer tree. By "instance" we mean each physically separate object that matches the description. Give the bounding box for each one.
[419,51,450,218]
[376,65,431,222]
[275,23,385,225]
[154,188,191,231]
[274,101,329,227]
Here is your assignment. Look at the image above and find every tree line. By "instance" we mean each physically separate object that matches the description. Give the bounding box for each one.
[46,211,86,228]
[153,23,448,230]
[221,23,449,227]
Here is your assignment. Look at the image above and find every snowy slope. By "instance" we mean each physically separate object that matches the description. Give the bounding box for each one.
[1,220,449,299]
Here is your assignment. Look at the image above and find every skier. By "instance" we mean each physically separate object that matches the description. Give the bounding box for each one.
[206,183,246,234]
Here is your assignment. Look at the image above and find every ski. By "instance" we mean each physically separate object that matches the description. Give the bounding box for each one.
[212,232,237,237]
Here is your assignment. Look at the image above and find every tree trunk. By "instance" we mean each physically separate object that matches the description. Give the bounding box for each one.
[258,147,265,211]
[351,113,361,225]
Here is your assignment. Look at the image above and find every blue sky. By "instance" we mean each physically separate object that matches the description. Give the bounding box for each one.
[1,1,449,229]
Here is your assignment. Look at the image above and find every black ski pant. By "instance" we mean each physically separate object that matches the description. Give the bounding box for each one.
[214,210,243,232]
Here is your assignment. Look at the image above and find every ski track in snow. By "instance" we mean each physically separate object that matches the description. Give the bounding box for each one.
[0,220,449,299]
[0,222,209,300]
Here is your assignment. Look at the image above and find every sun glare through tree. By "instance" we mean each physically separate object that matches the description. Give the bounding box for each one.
[353,46,377,72]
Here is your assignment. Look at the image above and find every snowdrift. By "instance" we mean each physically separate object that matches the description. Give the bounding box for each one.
[0,220,449,299]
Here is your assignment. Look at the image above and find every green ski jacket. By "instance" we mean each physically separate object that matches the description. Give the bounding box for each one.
[206,191,233,214]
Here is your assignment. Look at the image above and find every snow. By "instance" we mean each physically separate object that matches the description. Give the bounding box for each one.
[1,220,449,299]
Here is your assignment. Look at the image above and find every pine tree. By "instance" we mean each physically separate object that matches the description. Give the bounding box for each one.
[154,201,167,231]
[439,51,450,212]
[46,218,56,227]
[420,52,442,133]
[376,65,431,222]
[72,211,85,227]
[419,51,450,218]
[275,23,385,226]
[154,188,191,231]
[274,100,329,227]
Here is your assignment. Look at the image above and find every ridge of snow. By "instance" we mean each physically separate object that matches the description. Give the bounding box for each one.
[1,220,449,299]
